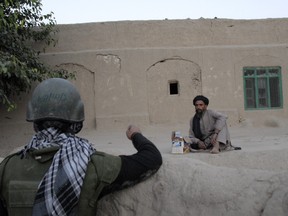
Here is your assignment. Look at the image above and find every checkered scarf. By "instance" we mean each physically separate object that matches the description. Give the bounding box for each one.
[21,127,96,216]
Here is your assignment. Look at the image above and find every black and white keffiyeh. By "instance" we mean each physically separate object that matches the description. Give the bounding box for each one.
[21,127,96,216]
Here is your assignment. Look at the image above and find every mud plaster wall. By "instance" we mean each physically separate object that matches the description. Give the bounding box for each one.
[1,18,288,153]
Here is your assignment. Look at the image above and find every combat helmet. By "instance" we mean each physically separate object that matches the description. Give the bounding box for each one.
[26,78,84,123]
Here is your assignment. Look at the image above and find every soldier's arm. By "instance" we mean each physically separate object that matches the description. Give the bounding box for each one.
[99,132,162,198]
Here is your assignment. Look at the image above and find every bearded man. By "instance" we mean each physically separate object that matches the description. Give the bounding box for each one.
[188,95,231,154]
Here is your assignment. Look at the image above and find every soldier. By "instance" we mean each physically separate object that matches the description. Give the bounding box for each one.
[0,78,162,215]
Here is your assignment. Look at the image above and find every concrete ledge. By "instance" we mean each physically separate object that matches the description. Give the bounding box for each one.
[97,155,288,216]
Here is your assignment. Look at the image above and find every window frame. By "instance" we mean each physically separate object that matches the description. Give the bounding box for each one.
[168,80,179,95]
[243,66,283,110]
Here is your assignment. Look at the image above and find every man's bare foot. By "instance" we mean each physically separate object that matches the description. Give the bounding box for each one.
[210,142,220,154]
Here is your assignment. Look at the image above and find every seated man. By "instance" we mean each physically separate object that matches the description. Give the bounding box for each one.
[188,95,231,154]
[0,78,162,216]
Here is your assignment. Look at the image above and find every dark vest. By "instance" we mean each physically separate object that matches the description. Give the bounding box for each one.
[0,147,121,215]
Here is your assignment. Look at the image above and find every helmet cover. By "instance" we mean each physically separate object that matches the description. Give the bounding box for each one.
[26,78,84,123]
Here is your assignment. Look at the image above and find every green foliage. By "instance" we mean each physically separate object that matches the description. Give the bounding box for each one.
[0,0,75,111]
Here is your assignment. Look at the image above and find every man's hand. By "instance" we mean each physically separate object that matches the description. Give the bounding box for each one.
[197,140,206,149]
[126,125,141,140]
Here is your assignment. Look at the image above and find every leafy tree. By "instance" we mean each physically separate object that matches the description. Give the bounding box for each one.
[0,0,74,111]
